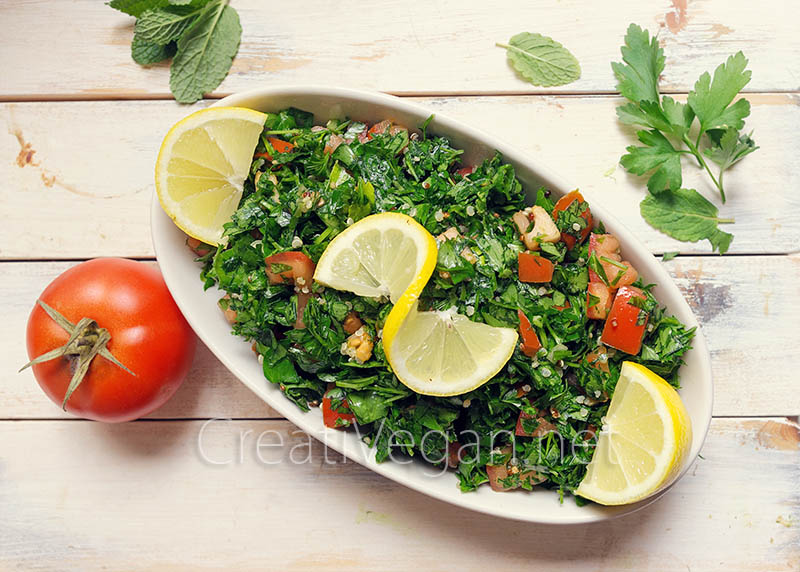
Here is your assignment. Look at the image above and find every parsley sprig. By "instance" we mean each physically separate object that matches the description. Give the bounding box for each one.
[612,24,757,253]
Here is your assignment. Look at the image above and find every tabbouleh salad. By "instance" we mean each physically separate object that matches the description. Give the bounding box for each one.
[191,107,695,501]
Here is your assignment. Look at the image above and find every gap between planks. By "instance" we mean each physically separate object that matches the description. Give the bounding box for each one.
[0,89,798,104]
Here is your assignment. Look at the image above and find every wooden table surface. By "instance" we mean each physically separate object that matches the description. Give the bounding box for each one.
[1,1,798,570]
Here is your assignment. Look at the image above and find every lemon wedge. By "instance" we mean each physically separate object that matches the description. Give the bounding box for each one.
[313,212,437,302]
[155,106,266,245]
[576,361,692,505]
[383,304,518,396]
[314,212,517,396]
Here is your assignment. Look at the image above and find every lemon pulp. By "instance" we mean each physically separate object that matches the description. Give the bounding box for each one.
[576,361,692,505]
[155,106,266,245]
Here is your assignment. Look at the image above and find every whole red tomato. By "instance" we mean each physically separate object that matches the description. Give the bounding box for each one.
[25,258,196,422]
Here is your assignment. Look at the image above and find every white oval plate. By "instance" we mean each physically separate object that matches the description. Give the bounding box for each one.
[151,86,713,524]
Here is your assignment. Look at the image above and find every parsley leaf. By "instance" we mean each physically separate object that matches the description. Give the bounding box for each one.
[620,130,683,194]
[617,97,694,138]
[704,127,759,172]
[611,24,663,104]
[169,0,241,103]
[687,52,752,133]
[497,32,581,87]
[640,188,734,253]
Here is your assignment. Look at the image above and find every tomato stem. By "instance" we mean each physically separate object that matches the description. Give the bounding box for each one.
[20,300,136,409]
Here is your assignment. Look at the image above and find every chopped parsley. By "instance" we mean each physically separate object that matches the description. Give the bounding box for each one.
[199,108,695,501]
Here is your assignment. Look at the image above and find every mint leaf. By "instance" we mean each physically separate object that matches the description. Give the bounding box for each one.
[169,0,241,103]
[497,32,580,87]
[108,0,169,17]
[640,188,734,253]
[688,52,752,133]
[620,130,682,194]
[135,7,201,44]
[704,127,758,170]
[611,23,663,104]
[131,34,175,65]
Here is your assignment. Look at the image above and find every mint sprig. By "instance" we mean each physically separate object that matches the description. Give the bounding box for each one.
[612,24,758,253]
[109,0,241,103]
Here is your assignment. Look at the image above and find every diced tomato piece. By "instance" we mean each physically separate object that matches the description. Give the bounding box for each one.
[601,286,649,355]
[456,166,475,177]
[585,344,611,373]
[486,462,514,491]
[552,190,593,249]
[611,261,638,288]
[515,411,557,437]
[219,294,237,324]
[589,233,638,288]
[321,390,356,429]
[186,236,213,257]
[586,281,613,320]
[265,251,315,284]
[268,137,294,154]
[517,310,541,357]
[588,233,603,283]
[554,299,571,311]
[446,441,461,468]
[254,137,295,161]
[486,448,547,491]
[518,253,554,283]
[367,120,392,138]
[323,134,344,155]
[265,251,316,329]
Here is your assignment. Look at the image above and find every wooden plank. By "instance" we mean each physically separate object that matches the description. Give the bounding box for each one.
[0,417,797,571]
[1,0,798,98]
[3,256,799,420]
[2,94,798,258]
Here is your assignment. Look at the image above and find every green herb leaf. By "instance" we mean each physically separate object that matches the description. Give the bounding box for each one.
[688,52,752,133]
[108,0,169,17]
[618,97,695,138]
[661,251,679,262]
[497,32,581,87]
[660,97,695,136]
[135,7,201,45]
[613,23,758,249]
[169,0,241,103]
[704,127,758,171]
[611,23,663,104]
[640,188,734,253]
[131,34,175,65]
[620,130,683,194]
